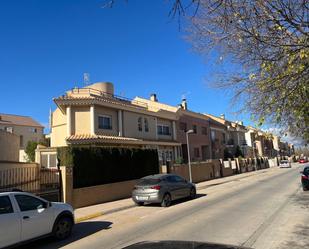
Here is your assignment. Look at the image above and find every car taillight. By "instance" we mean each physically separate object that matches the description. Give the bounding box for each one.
[151,185,161,190]
[301,174,308,180]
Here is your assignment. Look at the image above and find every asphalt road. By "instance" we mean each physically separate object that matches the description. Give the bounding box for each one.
[22,163,309,249]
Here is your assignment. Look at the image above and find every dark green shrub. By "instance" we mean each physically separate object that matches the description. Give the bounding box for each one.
[234,145,244,158]
[57,146,159,188]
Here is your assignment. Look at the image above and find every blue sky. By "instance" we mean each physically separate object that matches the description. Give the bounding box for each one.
[0,0,250,131]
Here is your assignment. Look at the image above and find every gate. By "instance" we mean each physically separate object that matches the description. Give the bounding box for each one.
[0,164,61,202]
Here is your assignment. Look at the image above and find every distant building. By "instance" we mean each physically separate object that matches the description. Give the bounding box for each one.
[205,114,248,158]
[0,113,44,161]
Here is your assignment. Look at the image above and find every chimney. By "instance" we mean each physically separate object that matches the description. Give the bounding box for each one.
[150,93,158,102]
[181,98,187,110]
[220,114,225,120]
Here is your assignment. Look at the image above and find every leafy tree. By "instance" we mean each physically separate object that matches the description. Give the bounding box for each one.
[186,0,309,143]
[234,145,244,158]
[25,139,49,162]
[25,141,38,162]
[224,148,233,159]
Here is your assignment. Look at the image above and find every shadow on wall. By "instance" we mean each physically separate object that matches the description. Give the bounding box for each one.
[18,221,113,249]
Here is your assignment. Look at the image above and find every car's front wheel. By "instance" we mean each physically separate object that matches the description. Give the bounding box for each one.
[189,187,196,199]
[161,193,171,207]
[53,216,73,240]
[135,202,144,206]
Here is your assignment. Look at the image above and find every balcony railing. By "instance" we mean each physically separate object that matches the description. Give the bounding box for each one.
[70,87,148,108]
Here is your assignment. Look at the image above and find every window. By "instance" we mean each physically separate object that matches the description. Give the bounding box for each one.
[166,176,175,183]
[174,175,186,183]
[192,125,197,134]
[0,196,13,215]
[194,148,200,157]
[201,127,207,135]
[167,175,185,183]
[5,127,13,133]
[138,117,142,131]
[98,115,112,130]
[15,195,46,211]
[144,118,149,132]
[157,125,171,135]
[29,128,37,133]
[179,122,187,131]
[20,135,23,147]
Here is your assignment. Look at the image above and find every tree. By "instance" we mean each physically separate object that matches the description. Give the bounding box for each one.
[25,141,38,162]
[224,147,233,159]
[25,139,49,162]
[185,0,309,143]
[234,145,244,158]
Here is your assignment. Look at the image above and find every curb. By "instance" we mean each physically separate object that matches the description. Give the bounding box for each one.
[75,204,136,223]
[196,169,269,190]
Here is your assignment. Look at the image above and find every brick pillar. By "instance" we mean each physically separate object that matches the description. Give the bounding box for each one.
[60,166,73,206]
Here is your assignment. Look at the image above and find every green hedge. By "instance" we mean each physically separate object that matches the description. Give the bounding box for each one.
[57,146,159,188]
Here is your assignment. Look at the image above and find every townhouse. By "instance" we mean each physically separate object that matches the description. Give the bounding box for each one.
[0,113,44,161]
[134,96,212,162]
[50,82,181,166]
[205,114,247,158]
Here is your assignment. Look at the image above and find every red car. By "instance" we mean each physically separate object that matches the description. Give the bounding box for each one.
[299,158,308,163]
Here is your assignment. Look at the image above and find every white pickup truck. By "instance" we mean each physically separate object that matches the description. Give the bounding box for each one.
[0,191,74,248]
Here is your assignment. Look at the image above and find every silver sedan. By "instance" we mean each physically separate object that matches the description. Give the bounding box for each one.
[132,174,196,207]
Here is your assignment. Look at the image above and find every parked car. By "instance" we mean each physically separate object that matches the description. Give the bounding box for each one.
[279,160,291,168]
[132,174,196,207]
[301,166,309,191]
[0,191,74,248]
[299,158,308,164]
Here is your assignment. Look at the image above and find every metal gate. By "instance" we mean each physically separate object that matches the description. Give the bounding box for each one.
[0,165,61,202]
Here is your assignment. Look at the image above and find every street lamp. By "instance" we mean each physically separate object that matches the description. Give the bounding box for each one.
[186,129,194,182]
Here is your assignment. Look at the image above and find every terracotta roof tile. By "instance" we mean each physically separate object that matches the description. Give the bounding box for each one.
[0,113,44,128]
[66,134,140,142]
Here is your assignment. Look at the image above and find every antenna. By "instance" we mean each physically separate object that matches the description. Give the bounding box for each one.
[83,73,90,85]
[181,91,191,100]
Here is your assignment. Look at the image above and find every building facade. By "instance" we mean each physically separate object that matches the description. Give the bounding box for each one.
[134,96,212,162]
[0,113,44,161]
[50,82,181,166]
[205,114,248,158]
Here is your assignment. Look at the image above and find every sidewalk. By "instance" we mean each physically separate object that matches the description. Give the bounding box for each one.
[75,167,275,223]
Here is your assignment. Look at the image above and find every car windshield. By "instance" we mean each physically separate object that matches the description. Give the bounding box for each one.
[280,160,288,163]
[137,178,161,185]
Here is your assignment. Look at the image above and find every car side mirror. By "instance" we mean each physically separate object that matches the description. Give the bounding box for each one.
[42,201,51,209]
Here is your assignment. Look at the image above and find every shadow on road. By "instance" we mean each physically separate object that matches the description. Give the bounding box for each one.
[291,189,309,209]
[282,224,309,248]
[17,221,113,249]
[144,193,207,208]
